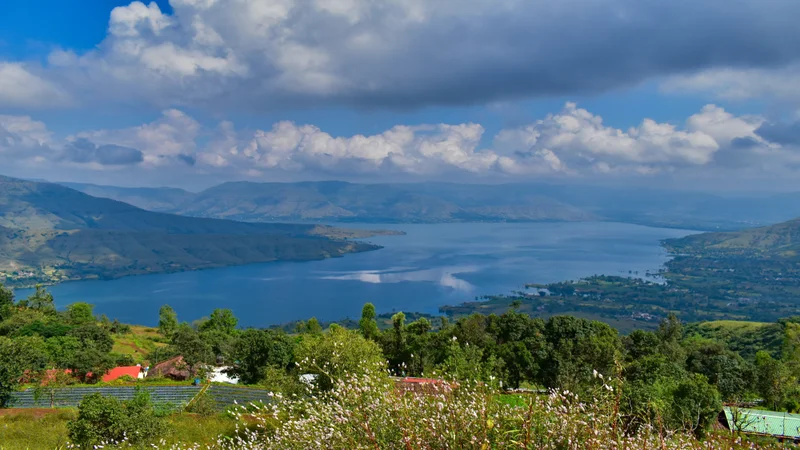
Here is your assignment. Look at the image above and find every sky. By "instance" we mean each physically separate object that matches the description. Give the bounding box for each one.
[2,0,800,191]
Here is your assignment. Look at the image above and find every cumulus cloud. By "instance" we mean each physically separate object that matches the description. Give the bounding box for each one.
[0,63,72,109]
[5,0,800,110]
[3,103,800,185]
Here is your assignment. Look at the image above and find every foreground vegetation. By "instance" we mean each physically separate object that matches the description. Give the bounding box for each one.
[3,282,800,447]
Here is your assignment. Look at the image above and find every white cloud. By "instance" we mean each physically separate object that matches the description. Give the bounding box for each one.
[3,102,800,185]
[493,103,721,174]
[0,63,72,109]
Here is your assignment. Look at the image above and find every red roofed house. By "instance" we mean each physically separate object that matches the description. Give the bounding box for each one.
[102,366,144,383]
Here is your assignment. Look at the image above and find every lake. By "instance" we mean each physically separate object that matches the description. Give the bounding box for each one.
[15,222,696,327]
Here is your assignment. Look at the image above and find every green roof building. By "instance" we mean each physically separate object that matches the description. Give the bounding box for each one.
[721,407,800,440]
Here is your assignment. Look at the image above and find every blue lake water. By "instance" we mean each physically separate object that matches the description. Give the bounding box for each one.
[14,222,696,327]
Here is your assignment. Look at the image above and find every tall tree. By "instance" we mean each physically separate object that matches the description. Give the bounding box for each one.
[158,305,178,337]
[0,282,13,321]
[358,303,379,341]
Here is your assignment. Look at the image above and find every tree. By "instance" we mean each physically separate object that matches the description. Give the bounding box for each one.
[755,350,788,410]
[200,308,238,335]
[669,374,722,437]
[171,323,212,373]
[296,325,385,391]
[66,303,95,326]
[541,316,620,393]
[158,305,178,337]
[299,317,323,335]
[0,336,49,407]
[0,282,13,322]
[23,285,56,313]
[227,329,295,384]
[358,303,379,341]
[658,313,686,363]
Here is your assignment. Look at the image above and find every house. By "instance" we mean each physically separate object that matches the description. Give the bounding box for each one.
[147,356,192,381]
[719,407,800,442]
[101,365,145,383]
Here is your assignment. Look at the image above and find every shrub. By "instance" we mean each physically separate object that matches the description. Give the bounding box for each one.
[67,388,166,448]
[185,391,217,417]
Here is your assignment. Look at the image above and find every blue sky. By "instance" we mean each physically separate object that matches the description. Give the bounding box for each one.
[1,0,800,190]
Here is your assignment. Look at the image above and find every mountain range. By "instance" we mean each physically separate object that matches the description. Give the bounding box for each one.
[62,180,800,231]
[0,176,380,287]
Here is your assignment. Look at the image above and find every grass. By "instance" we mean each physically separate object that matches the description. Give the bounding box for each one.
[0,409,75,450]
[0,408,237,449]
[112,326,167,364]
[697,320,772,332]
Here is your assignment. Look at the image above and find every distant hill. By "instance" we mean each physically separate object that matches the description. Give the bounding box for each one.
[664,217,800,256]
[60,180,800,231]
[59,182,194,213]
[0,176,379,287]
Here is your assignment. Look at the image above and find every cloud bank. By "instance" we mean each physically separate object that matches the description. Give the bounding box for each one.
[3,103,799,187]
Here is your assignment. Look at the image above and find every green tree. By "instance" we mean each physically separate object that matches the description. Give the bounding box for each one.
[227,329,295,384]
[296,325,385,391]
[669,374,722,437]
[755,350,788,410]
[0,336,48,407]
[358,303,379,341]
[157,305,178,337]
[300,317,323,335]
[199,308,238,335]
[66,302,95,326]
[0,282,13,322]
[171,323,212,373]
[541,316,620,393]
[23,285,56,313]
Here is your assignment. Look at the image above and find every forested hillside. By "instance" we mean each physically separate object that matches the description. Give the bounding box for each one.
[0,176,379,287]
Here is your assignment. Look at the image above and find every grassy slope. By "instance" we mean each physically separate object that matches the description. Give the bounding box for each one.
[112,326,166,364]
[665,217,800,255]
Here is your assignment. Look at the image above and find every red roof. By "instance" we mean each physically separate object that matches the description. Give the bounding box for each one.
[102,366,141,382]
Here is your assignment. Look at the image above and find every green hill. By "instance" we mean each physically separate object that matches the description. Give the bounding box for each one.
[665,217,800,257]
[0,176,379,287]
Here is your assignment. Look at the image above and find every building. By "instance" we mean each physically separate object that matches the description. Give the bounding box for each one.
[719,407,800,442]
[101,366,146,383]
[147,356,192,381]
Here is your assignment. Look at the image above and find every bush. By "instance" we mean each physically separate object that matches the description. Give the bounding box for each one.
[185,392,217,417]
[67,388,166,448]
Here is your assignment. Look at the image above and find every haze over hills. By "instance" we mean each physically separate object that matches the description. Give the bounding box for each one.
[62,180,800,231]
[0,176,380,287]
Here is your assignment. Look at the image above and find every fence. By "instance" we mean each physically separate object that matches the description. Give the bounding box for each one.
[10,384,273,411]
